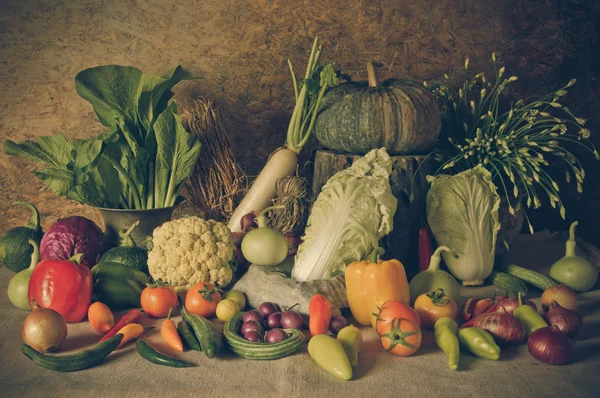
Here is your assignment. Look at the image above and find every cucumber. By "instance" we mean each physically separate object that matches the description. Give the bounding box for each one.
[181,303,222,359]
[223,312,305,360]
[136,340,194,367]
[487,271,528,297]
[497,264,559,291]
[21,334,123,372]
[94,278,143,309]
[177,320,202,352]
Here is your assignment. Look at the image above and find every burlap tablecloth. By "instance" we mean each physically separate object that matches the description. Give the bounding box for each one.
[1,231,599,398]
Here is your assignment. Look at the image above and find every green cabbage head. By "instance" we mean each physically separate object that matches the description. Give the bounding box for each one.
[426,165,501,286]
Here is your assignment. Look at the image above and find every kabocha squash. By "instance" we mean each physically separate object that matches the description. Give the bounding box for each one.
[0,202,44,272]
[98,221,148,274]
[314,62,441,155]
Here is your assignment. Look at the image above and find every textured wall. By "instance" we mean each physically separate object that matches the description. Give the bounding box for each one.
[1,0,598,241]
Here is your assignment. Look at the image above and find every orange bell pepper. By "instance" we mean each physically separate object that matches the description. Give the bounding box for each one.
[345,247,410,327]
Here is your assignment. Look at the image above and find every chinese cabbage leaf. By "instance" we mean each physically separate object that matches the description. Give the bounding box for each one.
[292,148,397,282]
[426,165,501,285]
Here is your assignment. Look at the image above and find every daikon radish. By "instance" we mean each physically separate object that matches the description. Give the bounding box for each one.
[227,37,339,233]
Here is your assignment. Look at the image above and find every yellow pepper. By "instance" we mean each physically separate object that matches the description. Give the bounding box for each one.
[345,247,410,327]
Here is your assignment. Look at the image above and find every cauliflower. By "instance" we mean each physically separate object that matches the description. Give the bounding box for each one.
[147,217,234,292]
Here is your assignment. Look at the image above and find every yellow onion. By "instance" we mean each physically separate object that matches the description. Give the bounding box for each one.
[22,302,67,353]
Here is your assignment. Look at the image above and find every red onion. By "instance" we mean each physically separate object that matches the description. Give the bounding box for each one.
[545,301,582,338]
[473,309,526,344]
[487,297,536,316]
[541,285,578,312]
[328,315,348,335]
[240,321,264,336]
[528,326,573,365]
[242,310,263,325]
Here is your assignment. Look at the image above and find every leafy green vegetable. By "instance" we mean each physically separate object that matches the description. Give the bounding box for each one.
[3,65,199,210]
[291,148,397,282]
[426,165,501,286]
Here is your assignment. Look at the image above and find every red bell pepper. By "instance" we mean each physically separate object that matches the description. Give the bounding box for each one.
[28,253,92,323]
[418,227,435,273]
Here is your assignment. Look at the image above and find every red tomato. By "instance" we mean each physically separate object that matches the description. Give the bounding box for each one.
[413,289,458,329]
[379,317,422,357]
[375,300,421,335]
[140,279,178,318]
[185,282,221,318]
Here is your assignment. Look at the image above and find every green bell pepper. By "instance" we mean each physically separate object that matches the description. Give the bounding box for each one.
[434,317,459,370]
[458,327,500,360]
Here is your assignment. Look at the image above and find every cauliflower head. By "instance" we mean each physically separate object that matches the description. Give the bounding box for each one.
[148,217,234,292]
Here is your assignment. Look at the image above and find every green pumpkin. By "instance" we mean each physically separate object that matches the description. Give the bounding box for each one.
[99,221,148,274]
[0,202,44,272]
[314,62,441,155]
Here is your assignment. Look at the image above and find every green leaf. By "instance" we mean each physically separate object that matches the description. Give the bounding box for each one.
[154,102,202,207]
[75,65,142,128]
[137,65,194,135]
[4,135,73,167]
[34,167,74,196]
[68,157,121,208]
[319,63,340,88]
[72,139,104,171]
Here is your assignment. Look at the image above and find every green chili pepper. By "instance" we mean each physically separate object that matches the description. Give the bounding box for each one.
[458,327,500,360]
[513,292,547,334]
[434,317,459,371]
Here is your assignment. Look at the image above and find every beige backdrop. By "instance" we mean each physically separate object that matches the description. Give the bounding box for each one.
[1,0,598,241]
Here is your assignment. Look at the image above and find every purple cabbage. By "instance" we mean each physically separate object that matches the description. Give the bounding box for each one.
[40,216,105,267]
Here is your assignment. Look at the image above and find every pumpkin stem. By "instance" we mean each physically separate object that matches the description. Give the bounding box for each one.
[257,205,285,228]
[367,62,380,88]
[14,202,41,231]
[427,246,454,271]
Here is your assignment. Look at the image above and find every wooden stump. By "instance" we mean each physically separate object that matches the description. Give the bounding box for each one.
[311,149,434,280]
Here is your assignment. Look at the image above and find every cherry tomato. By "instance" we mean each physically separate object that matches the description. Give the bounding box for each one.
[379,317,422,357]
[140,279,178,318]
[413,289,458,329]
[375,300,421,335]
[185,282,221,318]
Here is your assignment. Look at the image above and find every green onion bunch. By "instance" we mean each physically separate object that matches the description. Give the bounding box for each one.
[422,53,599,232]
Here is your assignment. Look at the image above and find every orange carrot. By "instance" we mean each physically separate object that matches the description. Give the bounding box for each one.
[88,302,115,333]
[161,307,183,351]
[116,323,145,349]
[309,294,333,336]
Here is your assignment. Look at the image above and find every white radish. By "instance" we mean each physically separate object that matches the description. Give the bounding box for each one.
[227,37,339,233]
[228,148,299,232]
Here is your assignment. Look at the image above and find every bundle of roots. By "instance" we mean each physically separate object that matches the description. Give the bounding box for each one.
[184,99,247,221]
[267,175,309,236]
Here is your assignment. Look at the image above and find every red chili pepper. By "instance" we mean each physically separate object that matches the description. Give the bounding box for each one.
[28,253,93,323]
[418,227,435,273]
[100,309,142,342]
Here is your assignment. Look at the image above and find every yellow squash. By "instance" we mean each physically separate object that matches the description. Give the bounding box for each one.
[345,247,410,327]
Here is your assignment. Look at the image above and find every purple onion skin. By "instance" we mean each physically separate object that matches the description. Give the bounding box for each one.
[244,331,263,343]
[267,312,282,329]
[240,321,264,337]
[40,216,105,267]
[281,310,303,330]
[258,302,280,318]
[242,310,264,325]
[329,315,348,335]
[265,328,287,344]
[473,311,526,344]
[528,327,573,365]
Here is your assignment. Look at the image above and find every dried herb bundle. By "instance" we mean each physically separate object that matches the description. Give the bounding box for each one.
[267,175,309,236]
[184,99,247,221]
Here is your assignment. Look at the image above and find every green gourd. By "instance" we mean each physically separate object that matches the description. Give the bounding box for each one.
[241,206,288,266]
[549,221,598,292]
[98,221,148,274]
[409,246,460,303]
[8,240,39,310]
[314,62,441,155]
[0,202,44,272]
